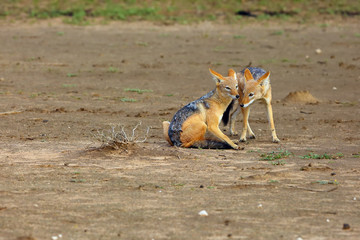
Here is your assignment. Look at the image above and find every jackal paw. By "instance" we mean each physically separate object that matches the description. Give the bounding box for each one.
[239,138,247,142]
[249,134,256,139]
[272,137,280,143]
[230,131,238,136]
[237,146,245,150]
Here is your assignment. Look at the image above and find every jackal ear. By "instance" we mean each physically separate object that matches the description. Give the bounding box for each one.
[209,68,224,83]
[228,69,237,80]
[244,68,254,81]
[258,71,270,86]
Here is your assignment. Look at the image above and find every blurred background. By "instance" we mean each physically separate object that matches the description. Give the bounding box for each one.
[1,0,359,25]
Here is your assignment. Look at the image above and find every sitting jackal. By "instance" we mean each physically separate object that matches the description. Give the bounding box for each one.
[162,68,241,149]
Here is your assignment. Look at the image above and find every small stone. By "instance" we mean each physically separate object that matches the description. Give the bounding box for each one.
[257,203,263,208]
[315,48,322,54]
[343,223,350,230]
[332,87,337,90]
[198,210,208,216]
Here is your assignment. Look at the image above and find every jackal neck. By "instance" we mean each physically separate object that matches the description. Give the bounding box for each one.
[214,87,233,108]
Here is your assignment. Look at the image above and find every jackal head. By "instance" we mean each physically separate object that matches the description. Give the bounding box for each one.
[209,68,239,100]
[239,68,270,108]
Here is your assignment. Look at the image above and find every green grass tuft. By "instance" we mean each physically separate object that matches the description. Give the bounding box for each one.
[260,149,293,161]
[300,152,344,160]
[120,98,137,102]
[124,88,153,94]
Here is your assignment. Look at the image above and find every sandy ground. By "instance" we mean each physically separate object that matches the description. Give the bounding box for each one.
[0,20,360,240]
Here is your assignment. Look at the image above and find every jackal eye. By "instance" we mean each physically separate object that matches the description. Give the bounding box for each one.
[249,93,254,97]
[225,86,231,91]
[236,85,238,89]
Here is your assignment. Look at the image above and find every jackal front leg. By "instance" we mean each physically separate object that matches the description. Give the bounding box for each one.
[239,107,255,142]
[229,105,240,136]
[207,119,239,149]
[265,100,280,143]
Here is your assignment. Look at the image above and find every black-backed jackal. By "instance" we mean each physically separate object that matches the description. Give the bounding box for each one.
[223,67,280,143]
[162,69,241,149]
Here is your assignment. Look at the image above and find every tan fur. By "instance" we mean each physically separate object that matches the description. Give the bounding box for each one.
[163,68,240,149]
[229,69,280,143]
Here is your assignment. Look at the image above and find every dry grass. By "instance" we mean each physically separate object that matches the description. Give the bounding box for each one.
[92,122,151,152]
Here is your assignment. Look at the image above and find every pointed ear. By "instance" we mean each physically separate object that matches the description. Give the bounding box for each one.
[257,71,270,85]
[244,68,254,81]
[228,69,237,80]
[209,68,224,83]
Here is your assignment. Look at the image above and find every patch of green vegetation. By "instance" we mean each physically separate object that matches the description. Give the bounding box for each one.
[62,84,77,88]
[165,94,174,97]
[352,152,360,158]
[300,152,344,160]
[313,180,338,185]
[271,30,284,36]
[260,149,293,161]
[70,179,86,183]
[257,13,271,21]
[173,183,186,187]
[93,4,159,21]
[281,58,296,63]
[135,41,148,47]
[67,73,77,77]
[233,35,246,39]
[268,179,279,183]
[120,97,136,102]
[124,88,153,94]
[57,31,64,36]
[3,0,360,25]
[319,23,329,28]
[107,67,119,73]
[259,59,276,65]
[355,33,360,38]
[271,160,286,165]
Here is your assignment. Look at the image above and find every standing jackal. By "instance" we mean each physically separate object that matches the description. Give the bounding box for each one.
[222,67,280,143]
[162,68,241,149]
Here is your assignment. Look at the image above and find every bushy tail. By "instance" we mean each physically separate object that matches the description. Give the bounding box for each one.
[191,140,233,149]
[162,121,173,146]
[222,100,235,126]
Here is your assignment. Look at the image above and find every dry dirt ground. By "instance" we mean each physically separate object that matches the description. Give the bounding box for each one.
[0,20,359,240]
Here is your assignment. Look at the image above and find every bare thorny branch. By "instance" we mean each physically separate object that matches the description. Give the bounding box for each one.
[92,122,151,150]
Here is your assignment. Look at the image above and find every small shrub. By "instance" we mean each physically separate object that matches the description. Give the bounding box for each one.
[93,122,150,151]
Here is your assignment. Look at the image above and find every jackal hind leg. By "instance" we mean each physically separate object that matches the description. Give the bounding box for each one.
[180,121,207,148]
[247,121,256,139]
